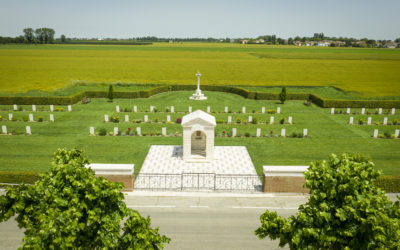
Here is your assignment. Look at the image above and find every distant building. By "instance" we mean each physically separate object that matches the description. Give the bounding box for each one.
[241,40,248,44]
[383,41,398,48]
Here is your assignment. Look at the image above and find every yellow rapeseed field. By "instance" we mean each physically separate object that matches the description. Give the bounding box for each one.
[0,43,399,96]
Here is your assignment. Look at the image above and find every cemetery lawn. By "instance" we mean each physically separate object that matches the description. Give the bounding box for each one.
[1,43,400,97]
[0,91,399,176]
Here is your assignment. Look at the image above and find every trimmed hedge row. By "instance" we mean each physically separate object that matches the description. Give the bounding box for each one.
[376,176,400,193]
[1,85,400,108]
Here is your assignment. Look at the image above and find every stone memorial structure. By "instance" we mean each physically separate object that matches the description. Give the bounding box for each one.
[50,114,54,122]
[68,105,72,112]
[26,126,31,135]
[90,127,95,135]
[133,105,137,112]
[50,105,54,112]
[116,105,120,113]
[113,127,118,136]
[32,105,36,112]
[104,114,109,122]
[136,127,141,135]
[303,128,308,137]
[189,72,207,100]
[361,108,365,114]
[86,164,134,191]
[331,108,335,114]
[378,108,382,114]
[256,128,261,137]
[29,114,34,122]
[262,107,265,114]
[125,115,129,122]
[8,114,12,121]
[373,129,378,138]
[262,166,309,193]
[368,117,372,125]
[13,104,17,111]
[288,116,293,124]
[182,110,216,162]
[225,106,228,113]
[2,125,7,134]
[277,107,281,114]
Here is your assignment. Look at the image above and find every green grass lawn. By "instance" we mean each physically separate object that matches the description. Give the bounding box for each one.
[0,91,399,176]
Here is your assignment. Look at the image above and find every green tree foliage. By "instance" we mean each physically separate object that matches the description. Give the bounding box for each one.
[60,34,66,43]
[108,84,114,102]
[279,87,287,104]
[23,28,35,43]
[0,148,170,249]
[255,154,400,249]
[34,28,55,44]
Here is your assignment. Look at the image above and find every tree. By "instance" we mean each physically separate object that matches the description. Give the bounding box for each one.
[279,87,287,104]
[255,154,400,249]
[23,28,35,43]
[60,34,66,43]
[0,148,170,249]
[108,84,114,102]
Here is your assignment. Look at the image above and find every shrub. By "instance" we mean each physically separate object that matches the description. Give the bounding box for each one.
[393,119,398,125]
[55,108,64,112]
[267,109,275,114]
[384,131,391,138]
[38,116,44,122]
[98,128,107,136]
[81,97,91,104]
[153,117,158,123]
[236,117,242,124]
[111,116,120,123]
[216,120,224,124]
[12,117,17,122]
[245,132,251,137]
[165,108,169,112]
[297,132,304,138]
[252,110,256,113]
[279,87,288,104]
[291,132,298,138]
[359,119,365,125]
[0,115,2,121]
[176,118,182,124]
[18,106,23,111]
[23,116,28,122]
[280,118,285,124]
[126,128,131,135]
[108,85,114,102]
[0,171,41,184]
[252,118,258,124]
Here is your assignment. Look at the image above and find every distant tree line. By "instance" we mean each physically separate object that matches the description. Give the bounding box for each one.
[0,27,55,44]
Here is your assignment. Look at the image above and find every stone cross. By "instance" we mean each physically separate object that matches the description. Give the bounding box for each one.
[144,115,148,122]
[8,114,12,121]
[171,106,174,113]
[346,108,350,114]
[277,107,281,114]
[13,104,17,111]
[225,106,228,113]
[133,105,137,112]
[242,107,246,113]
[378,108,382,114]
[167,115,171,122]
[395,129,399,138]
[29,114,34,122]
[32,105,36,112]
[349,117,354,125]
[281,128,286,137]
[288,116,293,124]
[262,107,265,114]
[392,108,396,115]
[50,105,54,112]
[113,127,118,136]
[196,72,201,91]
[373,129,378,138]
[383,117,388,125]
[68,105,72,112]
[162,127,166,136]
[90,127,95,135]
[270,116,274,124]
[26,126,31,135]
[367,117,372,125]
[228,116,232,123]
[188,106,192,112]
[232,128,237,137]
[256,128,261,137]
[361,108,365,114]
[104,114,109,122]
[2,125,7,134]
[303,128,308,137]
[116,105,120,112]
[125,115,129,122]
[207,106,210,113]
[136,127,141,135]
[248,116,252,122]
[50,114,54,122]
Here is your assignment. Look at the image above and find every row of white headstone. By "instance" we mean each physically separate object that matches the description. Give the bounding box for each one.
[331,107,395,115]
[373,129,399,138]
[13,104,72,112]
[1,125,31,135]
[349,117,392,125]
[116,105,281,114]
[6,114,55,122]
[105,114,292,124]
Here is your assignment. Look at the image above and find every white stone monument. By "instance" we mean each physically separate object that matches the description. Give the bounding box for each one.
[50,105,54,112]
[150,106,154,112]
[383,117,388,125]
[8,114,12,121]
[68,105,72,112]
[346,108,350,114]
[144,115,148,122]
[116,105,120,112]
[13,104,17,111]
[136,127,141,135]
[29,114,34,122]
[182,110,216,162]
[167,115,171,122]
[225,106,228,113]
[2,125,7,134]
[113,127,118,136]
[395,129,399,138]
[32,105,36,112]
[367,117,372,125]
[90,127,95,135]
[26,126,31,135]
[133,105,137,112]
[228,116,232,123]
[392,108,396,115]
[378,108,382,114]
[349,117,354,125]
[330,108,335,114]
[270,116,274,124]
[262,107,265,114]
[104,114,109,122]
[281,128,286,137]
[207,106,211,113]
[303,128,308,137]
[288,116,293,125]
[189,72,207,100]
[256,128,261,137]
[232,128,237,137]
[373,129,378,138]
[188,106,192,112]
[125,115,129,122]
[171,106,174,113]
[162,127,167,136]
[277,107,281,114]
[242,107,246,113]
[50,114,54,122]
[248,116,252,123]
[361,108,365,114]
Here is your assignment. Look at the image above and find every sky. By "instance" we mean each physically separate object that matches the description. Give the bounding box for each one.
[0,0,399,40]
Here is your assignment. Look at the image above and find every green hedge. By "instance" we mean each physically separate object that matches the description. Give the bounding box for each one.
[376,176,400,193]
[1,85,400,108]
[0,171,41,184]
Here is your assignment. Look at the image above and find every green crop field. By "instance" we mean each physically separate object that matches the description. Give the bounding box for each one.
[1,43,400,97]
[0,91,399,177]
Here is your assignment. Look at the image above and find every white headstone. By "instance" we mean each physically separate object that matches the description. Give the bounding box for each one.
[270,116,274,124]
[29,114,34,122]
[277,107,281,114]
[133,105,137,112]
[8,114,12,121]
[50,105,54,112]
[68,105,72,112]
[26,126,31,135]
[49,114,54,122]
[373,129,378,138]
[392,108,395,115]
[378,108,382,114]
[144,115,148,122]
[162,127,166,136]
[207,106,210,113]
[349,117,354,125]
[188,106,192,113]
[2,125,7,134]
[361,108,365,114]
[383,117,388,125]
[113,127,118,136]
[288,116,293,124]
[13,104,17,111]
[225,106,228,113]
[32,105,36,112]
[346,108,350,114]
[104,114,109,122]
[171,106,174,113]
[303,128,308,137]
[125,115,129,122]
[167,115,171,122]
[116,105,120,112]
[367,117,372,125]
[136,127,141,135]
[281,128,286,137]
[242,107,246,113]
[395,129,399,138]
[232,128,237,137]
[150,106,154,112]
[90,127,95,135]
[262,107,265,114]
[228,116,232,123]
[248,116,252,122]
[256,128,261,137]
[330,108,335,114]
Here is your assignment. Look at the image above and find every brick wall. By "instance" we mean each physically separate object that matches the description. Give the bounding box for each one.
[263,176,309,193]
[96,174,134,191]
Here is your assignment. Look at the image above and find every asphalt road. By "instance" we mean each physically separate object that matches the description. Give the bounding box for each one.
[0,191,398,250]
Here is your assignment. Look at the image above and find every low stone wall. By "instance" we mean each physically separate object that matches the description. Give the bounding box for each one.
[86,164,134,191]
[263,166,309,193]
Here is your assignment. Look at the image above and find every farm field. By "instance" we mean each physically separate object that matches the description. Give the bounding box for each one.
[0,91,399,176]
[0,43,400,97]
